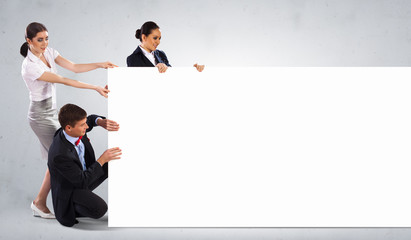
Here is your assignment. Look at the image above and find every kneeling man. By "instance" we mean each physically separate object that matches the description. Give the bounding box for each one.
[48,103,121,227]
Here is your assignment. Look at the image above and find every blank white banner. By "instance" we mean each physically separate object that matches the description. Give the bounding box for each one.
[108,67,411,227]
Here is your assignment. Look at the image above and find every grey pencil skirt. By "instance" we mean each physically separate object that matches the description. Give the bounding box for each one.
[28,97,60,161]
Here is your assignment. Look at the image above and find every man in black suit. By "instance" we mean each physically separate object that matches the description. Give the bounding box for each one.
[48,104,121,227]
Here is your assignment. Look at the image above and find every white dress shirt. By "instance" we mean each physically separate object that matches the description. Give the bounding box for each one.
[63,130,87,171]
[62,118,101,170]
[21,47,60,109]
[139,45,156,66]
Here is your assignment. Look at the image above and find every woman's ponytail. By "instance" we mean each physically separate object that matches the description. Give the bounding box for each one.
[135,29,141,40]
[20,42,29,57]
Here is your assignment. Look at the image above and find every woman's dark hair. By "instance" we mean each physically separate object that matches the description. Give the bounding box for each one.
[135,21,159,42]
[20,22,48,57]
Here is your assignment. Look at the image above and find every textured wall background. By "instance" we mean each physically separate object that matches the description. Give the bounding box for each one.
[1,0,411,239]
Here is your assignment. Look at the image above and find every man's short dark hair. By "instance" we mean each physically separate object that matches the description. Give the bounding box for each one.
[58,104,87,128]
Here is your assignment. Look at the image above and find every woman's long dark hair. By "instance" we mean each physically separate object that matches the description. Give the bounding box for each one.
[20,22,48,57]
[135,21,159,42]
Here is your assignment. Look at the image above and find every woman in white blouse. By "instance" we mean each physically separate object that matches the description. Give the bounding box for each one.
[20,22,118,219]
[127,21,205,73]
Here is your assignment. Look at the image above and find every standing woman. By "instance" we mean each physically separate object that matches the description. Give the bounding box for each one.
[127,21,204,73]
[20,22,117,218]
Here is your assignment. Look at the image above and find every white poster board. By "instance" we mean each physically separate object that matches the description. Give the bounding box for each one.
[108,67,411,227]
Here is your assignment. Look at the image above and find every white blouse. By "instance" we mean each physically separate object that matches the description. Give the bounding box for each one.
[139,45,156,66]
[21,47,60,108]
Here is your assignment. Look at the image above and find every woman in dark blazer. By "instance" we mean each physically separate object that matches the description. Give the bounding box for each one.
[127,21,204,73]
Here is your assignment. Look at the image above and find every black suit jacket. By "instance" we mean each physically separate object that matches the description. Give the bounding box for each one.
[48,115,108,227]
[127,46,171,67]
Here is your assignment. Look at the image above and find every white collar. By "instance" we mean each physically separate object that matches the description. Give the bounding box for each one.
[63,130,80,146]
[27,48,43,63]
[139,45,155,56]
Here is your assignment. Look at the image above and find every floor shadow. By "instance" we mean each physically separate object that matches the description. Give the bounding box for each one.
[72,215,110,231]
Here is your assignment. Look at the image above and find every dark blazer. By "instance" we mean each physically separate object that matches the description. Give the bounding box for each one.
[127,46,171,67]
[48,115,108,227]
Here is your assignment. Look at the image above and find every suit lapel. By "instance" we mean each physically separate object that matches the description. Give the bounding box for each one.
[81,134,96,168]
[154,52,160,65]
[134,47,155,67]
[58,130,84,170]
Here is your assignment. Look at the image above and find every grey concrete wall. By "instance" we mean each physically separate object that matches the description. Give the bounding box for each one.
[1,0,411,239]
